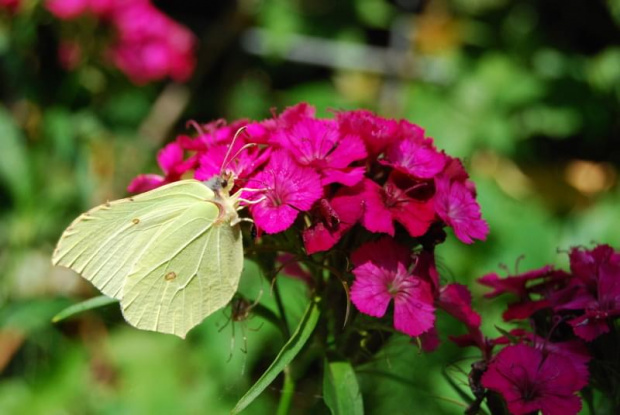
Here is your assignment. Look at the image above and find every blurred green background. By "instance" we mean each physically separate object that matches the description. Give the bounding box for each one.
[1,0,619,414]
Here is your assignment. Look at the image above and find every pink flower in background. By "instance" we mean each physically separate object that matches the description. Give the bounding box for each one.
[47,0,196,84]
[109,1,195,84]
[46,0,90,19]
[434,177,489,244]
[246,151,323,234]
[350,238,435,337]
[482,344,586,415]
[0,0,21,13]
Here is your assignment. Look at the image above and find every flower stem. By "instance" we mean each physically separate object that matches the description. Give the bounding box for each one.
[276,366,295,415]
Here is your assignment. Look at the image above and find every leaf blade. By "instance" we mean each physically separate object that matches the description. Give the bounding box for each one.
[52,295,117,323]
[232,297,321,414]
[323,359,364,415]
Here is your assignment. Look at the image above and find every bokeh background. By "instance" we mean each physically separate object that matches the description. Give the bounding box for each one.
[1,0,619,413]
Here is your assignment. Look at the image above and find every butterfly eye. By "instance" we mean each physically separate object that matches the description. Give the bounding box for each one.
[221,179,228,189]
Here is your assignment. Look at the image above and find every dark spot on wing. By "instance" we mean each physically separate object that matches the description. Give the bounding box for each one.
[132,218,140,225]
[165,272,177,281]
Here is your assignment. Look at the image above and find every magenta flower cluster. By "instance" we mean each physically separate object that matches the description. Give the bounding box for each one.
[46,0,196,84]
[129,103,489,339]
[452,245,620,415]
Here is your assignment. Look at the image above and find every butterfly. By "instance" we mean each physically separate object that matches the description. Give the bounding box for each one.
[52,172,247,338]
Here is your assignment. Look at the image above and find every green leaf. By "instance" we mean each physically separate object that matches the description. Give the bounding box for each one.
[232,297,320,414]
[323,359,364,415]
[51,295,118,323]
[0,106,32,204]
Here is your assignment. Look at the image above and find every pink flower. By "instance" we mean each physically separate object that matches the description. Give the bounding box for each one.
[437,283,481,329]
[46,0,90,19]
[194,140,270,183]
[350,238,435,337]
[108,1,196,84]
[478,266,555,299]
[0,0,21,13]
[434,177,489,244]
[379,122,447,179]
[360,174,435,237]
[246,151,323,234]
[276,118,367,186]
[302,191,364,254]
[336,109,399,156]
[127,141,196,193]
[245,103,317,145]
[481,344,586,415]
[554,245,620,341]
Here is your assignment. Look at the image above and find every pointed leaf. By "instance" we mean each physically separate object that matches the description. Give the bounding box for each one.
[232,297,320,414]
[323,359,364,415]
[52,295,117,323]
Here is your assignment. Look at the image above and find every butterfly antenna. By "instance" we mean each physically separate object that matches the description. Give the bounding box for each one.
[220,127,257,175]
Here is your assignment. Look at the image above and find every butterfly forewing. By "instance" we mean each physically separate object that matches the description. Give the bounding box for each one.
[120,202,244,338]
[52,180,216,299]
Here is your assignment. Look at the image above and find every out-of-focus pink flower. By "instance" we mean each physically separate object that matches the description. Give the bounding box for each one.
[276,118,367,186]
[246,151,323,234]
[46,0,90,19]
[350,238,435,337]
[434,177,488,244]
[109,2,196,84]
[48,0,196,84]
[0,0,21,13]
[481,344,586,415]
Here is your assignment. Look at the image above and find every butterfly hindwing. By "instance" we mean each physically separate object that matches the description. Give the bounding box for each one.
[120,202,244,338]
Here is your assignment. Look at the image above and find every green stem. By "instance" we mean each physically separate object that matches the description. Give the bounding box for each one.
[276,366,295,415]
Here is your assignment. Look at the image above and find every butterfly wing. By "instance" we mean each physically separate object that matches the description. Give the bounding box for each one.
[120,202,243,338]
[52,180,216,299]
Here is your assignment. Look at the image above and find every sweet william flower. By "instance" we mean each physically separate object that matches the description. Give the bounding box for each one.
[336,109,399,156]
[434,177,489,244]
[379,122,447,179]
[350,238,435,337]
[360,173,435,238]
[302,193,363,254]
[246,151,323,234]
[276,118,367,186]
[481,344,586,415]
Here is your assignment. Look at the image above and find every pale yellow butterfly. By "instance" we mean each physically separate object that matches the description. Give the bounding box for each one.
[52,170,249,339]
